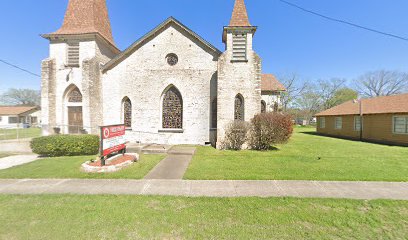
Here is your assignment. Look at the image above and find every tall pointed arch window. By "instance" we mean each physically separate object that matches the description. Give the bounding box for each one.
[162,86,183,129]
[234,94,244,121]
[68,87,82,103]
[122,97,132,129]
[261,100,267,113]
[212,98,218,128]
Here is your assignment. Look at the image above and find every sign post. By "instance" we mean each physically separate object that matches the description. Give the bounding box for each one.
[100,124,127,166]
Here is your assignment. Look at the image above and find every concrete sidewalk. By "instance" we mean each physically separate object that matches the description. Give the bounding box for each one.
[0,179,407,200]
[0,155,39,170]
[144,147,196,180]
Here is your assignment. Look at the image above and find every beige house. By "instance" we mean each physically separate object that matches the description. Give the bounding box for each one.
[40,0,285,146]
[0,106,40,128]
[316,94,408,146]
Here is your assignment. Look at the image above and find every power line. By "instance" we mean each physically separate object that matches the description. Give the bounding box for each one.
[0,59,41,78]
[278,0,408,42]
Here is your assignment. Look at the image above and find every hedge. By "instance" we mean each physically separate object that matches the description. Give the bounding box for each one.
[31,135,100,157]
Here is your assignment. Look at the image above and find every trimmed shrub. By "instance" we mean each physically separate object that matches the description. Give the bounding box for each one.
[249,113,293,150]
[31,135,100,157]
[222,121,250,150]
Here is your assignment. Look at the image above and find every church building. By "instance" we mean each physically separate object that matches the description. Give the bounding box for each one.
[41,0,286,147]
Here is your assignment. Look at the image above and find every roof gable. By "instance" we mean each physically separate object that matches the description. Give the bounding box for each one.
[103,17,222,72]
[261,74,286,92]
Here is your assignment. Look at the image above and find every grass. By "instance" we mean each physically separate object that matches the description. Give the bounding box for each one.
[0,195,406,239]
[0,127,41,140]
[0,154,165,179]
[184,128,408,181]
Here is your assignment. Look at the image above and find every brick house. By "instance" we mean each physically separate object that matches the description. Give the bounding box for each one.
[40,0,285,147]
[316,93,408,146]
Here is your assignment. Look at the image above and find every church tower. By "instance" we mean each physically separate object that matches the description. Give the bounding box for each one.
[41,0,119,135]
[216,0,262,147]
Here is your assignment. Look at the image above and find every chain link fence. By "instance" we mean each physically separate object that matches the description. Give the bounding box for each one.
[0,124,42,141]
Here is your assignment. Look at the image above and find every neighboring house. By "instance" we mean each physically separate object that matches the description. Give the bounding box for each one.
[0,106,41,128]
[316,94,408,146]
[40,0,286,146]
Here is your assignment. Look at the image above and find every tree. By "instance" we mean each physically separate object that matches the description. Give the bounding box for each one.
[318,78,347,110]
[0,88,41,106]
[294,85,322,121]
[355,70,408,98]
[331,88,358,106]
[280,74,308,111]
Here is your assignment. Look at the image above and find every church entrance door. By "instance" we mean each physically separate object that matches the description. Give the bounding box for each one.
[68,106,83,134]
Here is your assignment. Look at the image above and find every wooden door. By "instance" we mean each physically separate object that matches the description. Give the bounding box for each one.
[68,106,83,134]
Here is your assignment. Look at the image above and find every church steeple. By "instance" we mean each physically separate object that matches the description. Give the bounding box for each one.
[229,0,251,27]
[47,0,116,48]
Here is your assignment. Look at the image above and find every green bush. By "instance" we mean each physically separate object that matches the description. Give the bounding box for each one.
[31,135,100,157]
[222,121,250,150]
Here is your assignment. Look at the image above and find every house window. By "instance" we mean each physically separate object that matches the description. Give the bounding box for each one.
[123,98,132,129]
[0,116,2,122]
[67,41,80,67]
[335,117,342,130]
[354,116,362,131]
[261,101,266,113]
[211,98,217,128]
[8,117,18,124]
[162,86,183,129]
[234,94,244,121]
[320,117,326,129]
[232,33,247,61]
[393,116,408,134]
[68,87,82,103]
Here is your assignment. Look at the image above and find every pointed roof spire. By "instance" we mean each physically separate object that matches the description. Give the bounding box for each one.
[50,0,116,47]
[229,0,251,27]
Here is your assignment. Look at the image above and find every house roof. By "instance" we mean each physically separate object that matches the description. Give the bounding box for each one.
[102,17,222,72]
[316,93,408,116]
[261,74,286,92]
[229,0,251,27]
[0,106,40,116]
[44,0,117,49]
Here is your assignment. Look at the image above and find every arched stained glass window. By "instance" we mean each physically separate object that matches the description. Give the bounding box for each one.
[68,87,82,103]
[162,86,183,129]
[261,100,266,113]
[212,98,217,128]
[123,98,132,128]
[234,94,244,121]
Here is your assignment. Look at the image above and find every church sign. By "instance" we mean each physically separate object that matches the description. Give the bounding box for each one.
[100,124,126,158]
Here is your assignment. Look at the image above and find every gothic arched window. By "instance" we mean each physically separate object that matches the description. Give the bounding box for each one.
[123,97,132,129]
[261,100,266,113]
[68,87,82,103]
[162,86,183,129]
[212,98,217,128]
[234,94,244,121]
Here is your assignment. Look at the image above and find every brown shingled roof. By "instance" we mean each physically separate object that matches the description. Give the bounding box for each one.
[316,93,408,116]
[50,0,116,47]
[0,106,39,116]
[229,0,251,27]
[261,74,286,92]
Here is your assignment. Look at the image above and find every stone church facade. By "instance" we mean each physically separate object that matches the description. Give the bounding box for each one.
[41,0,286,146]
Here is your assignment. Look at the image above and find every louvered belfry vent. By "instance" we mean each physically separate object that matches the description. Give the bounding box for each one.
[232,33,247,61]
[67,42,80,67]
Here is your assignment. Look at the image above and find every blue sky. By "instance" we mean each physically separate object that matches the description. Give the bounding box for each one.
[1,0,408,92]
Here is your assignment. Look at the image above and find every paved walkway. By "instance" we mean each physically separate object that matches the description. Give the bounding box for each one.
[144,147,196,180]
[0,155,39,170]
[0,179,407,200]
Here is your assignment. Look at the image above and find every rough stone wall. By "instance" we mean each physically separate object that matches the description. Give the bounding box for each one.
[41,58,56,135]
[216,32,262,147]
[102,25,218,145]
[43,37,115,134]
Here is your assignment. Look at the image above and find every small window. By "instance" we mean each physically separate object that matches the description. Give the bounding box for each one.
[393,116,408,134]
[261,101,266,113]
[67,41,80,67]
[8,117,18,124]
[68,87,82,103]
[232,33,247,61]
[123,98,132,129]
[234,94,244,121]
[320,117,326,129]
[335,117,342,130]
[354,116,362,131]
[166,53,178,66]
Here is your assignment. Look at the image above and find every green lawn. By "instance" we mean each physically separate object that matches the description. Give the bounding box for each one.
[185,128,408,181]
[0,154,165,179]
[0,127,41,140]
[0,195,406,240]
